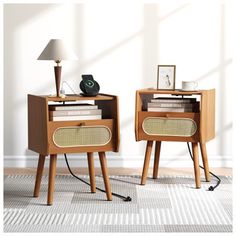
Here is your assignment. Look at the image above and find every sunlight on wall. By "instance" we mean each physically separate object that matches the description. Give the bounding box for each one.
[4,4,79,157]
[79,3,144,156]
[4,1,233,167]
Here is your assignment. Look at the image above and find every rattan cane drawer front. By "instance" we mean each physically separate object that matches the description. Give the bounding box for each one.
[53,126,111,147]
[143,117,197,137]
[138,112,200,142]
[48,119,115,153]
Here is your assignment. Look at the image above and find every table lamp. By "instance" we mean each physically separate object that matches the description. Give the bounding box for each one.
[38,39,78,97]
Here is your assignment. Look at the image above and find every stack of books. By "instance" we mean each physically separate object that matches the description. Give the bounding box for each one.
[147,97,199,112]
[49,104,102,121]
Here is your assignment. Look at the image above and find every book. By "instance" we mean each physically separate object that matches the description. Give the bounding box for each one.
[49,104,98,111]
[148,102,199,108]
[151,97,196,103]
[50,114,102,121]
[49,109,102,117]
[147,107,193,112]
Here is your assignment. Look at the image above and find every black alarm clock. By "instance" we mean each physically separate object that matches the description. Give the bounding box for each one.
[80,74,100,96]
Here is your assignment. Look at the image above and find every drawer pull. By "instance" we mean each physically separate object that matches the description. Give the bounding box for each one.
[78,122,86,126]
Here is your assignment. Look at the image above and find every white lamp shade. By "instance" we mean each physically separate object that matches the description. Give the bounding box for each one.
[38,39,78,61]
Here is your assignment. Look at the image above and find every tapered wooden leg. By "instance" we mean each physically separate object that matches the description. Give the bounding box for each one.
[199,142,211,182]
[192,143,201,188]
[153,141,161,179]
[141,141,153,185]
[87,152,96,193]
[98,152,112,201]
[33,154,46,197]
[47,154,57,205]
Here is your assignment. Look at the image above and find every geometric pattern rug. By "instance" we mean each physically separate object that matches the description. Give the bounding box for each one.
[4,174,232,233]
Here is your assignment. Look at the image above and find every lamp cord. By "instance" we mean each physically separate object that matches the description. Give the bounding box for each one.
[186,142,221,191]
[64,154,132,202]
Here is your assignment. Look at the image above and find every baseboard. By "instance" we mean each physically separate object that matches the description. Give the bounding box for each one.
[4,155,232,168]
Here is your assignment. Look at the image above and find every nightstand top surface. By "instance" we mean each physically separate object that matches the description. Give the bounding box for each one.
[28,93,116,101]
[136,88,214,95]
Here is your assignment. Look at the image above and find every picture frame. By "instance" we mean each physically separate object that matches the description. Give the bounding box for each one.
[157,65,176,90]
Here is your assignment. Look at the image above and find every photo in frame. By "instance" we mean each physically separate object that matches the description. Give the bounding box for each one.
[157,65,176,90]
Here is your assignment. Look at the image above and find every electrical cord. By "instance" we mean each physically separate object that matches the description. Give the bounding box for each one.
[64,153,132,202]
[187,142,221,191]
[61,81,77,95]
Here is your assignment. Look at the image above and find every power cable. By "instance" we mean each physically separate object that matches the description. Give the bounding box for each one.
[64,153,132,201]
[187,142,221,191]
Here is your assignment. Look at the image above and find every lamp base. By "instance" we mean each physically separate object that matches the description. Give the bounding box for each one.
[54,66,62,97]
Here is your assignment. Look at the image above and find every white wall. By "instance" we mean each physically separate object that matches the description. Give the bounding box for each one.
[4,1,233,168]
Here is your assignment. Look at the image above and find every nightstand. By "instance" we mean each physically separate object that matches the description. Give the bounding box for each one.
[135,89,215,188]
[28,94,120,205]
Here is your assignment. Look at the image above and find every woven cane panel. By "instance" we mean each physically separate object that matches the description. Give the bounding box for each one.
[142,117,197,137]
[53,126,111,147]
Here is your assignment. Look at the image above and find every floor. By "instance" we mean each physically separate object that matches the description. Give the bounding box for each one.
[4,168,233,233]
[4,167,232,176]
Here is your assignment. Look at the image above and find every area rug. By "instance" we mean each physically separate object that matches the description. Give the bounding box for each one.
[4,174,232,233]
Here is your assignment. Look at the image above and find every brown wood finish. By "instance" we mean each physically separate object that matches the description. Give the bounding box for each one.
[114,96,120,152]
[136,88,203,95]
[44,94,114,102]
[28,93,119,204]
[28,94,120,205]
[200,89,215,142]
[87,152,96,193]
[98,152,112,201]
[191,143,201,188]
[28,95,48,155]
[28,94,119,155]
[54,66,62,97]
[135,92,154,141]
[33,154,46,197]
[47,154,57,205]
[95,96,120,152]
[135,89,215,188]
[135,91,142,141]
[134,89,215,144]
[141,140,153,185]
[199,142,211,182]
[153,141,161,179]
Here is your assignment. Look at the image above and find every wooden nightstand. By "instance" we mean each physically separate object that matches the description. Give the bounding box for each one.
[135,89,215,188]
[28,94,120,205]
